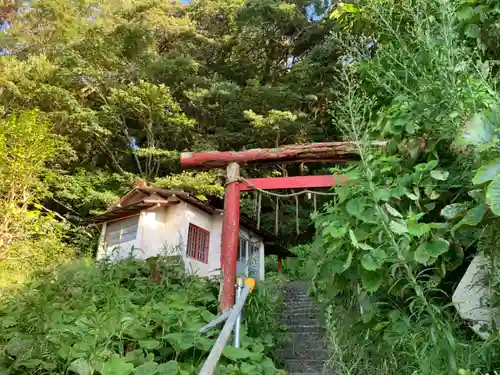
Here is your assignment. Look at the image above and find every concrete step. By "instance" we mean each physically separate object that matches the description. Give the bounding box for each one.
[289,332,327,349]
[277,346,329,360]
[284,303,315,309]
[283,310,321,319]
[284,294,314,300]
[283,307,320,315]
[283,317,323,326]
[283,298,316,304]
[284,359,328,373]
[286,324,324,333]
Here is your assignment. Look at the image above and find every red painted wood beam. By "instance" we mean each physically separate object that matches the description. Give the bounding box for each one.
[239,175,347,191]
[220,163,241,312]
[180,142,371,169]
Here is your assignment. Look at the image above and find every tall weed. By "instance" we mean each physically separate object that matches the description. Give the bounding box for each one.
[309,0,500,373]
[0,257,282,375]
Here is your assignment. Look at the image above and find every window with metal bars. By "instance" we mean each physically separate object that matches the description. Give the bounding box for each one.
[187,224,210,263]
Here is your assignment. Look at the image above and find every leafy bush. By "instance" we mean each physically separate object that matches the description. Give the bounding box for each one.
[0,111,75,289]
[306,0,500,373]
[245,280,287,343]
[0,258,282,375]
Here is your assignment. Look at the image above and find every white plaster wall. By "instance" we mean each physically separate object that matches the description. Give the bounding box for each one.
[96,202,266,280]
[96,222,107,260]
[136,206,171,259]
[181,204,223,277]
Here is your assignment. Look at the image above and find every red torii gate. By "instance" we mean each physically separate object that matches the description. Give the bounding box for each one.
[181,142,363,311]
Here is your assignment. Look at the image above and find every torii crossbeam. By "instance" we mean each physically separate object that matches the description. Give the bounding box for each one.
[181,142,371,311]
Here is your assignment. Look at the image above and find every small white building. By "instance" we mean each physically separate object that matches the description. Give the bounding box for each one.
[90,187,287,279]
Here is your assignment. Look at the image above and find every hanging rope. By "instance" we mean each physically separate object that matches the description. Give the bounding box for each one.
[256,191,262,230]
[274,197,279,236]
[236,177,337,198]
[295,193,300,236]
[237,176,333,233]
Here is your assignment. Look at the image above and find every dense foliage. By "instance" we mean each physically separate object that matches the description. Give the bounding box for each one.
[0,258,283,375]
[0,0,342,287]
[3,0,500,374]
[308,0,500,373]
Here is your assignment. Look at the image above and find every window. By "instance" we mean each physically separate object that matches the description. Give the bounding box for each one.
[106,215,139,248]
[187,224,210,263]
[238,237,247,262]
[238,237,259,261]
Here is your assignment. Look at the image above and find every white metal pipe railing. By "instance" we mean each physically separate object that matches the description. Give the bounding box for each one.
[198,280,252,375]
[233,278,243,348]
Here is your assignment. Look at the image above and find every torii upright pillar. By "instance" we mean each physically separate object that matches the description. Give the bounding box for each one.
[220,162,241,311]
[180,142,373,311]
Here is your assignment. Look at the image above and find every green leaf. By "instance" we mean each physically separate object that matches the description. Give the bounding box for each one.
[458,112,493,146]
[5,338,34,357]
[487,175,500,215]
[384,203,403,218]
[415,243,431,264]
[164,333,194,353]
[414,160,438,172]
[414,240,449,264]
[473,160,500,185]
[407,222,430,237]
[361,269,382,292]
[430,170,449,181]
[348,229,358,247]
[374,188,391,201]
[157,360,178,375]
[358,242,374,250]
[389,220,408,235]
[468,189,484,202]
[440,203,468,220]
[223,346,253,361]
[68,358,92,375]
[453,203,488,231]
[372,248,387,262]
[100,354,135,375]
[201,310,216,323]
[425,239,450,257]
[405,192,419,200]
[138,340,161,350]
[240,362,260,375]
[326,224,348,238]
[361,254,379,271]
[465,24,480,38]
[342,251,353,272]
[135,362,158,375]
[346,198,363,217]
[457,6,474,21]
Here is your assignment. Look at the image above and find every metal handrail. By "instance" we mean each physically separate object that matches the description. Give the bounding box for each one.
[198,278,254,375]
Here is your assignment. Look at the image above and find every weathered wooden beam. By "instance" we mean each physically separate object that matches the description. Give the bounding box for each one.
[220,162,241,312]
[238,175,347,191]
[181,142,382,169]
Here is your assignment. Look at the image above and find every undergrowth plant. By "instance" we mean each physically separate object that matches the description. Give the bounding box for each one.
[310,0,500,374]
[0,257,282,375]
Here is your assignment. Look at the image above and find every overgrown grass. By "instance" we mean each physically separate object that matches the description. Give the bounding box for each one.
[0,257,283,375]
[322,290,499,375]
[307,0,500,373]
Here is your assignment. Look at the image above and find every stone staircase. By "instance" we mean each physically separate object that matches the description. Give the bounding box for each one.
[278,281,330,375]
